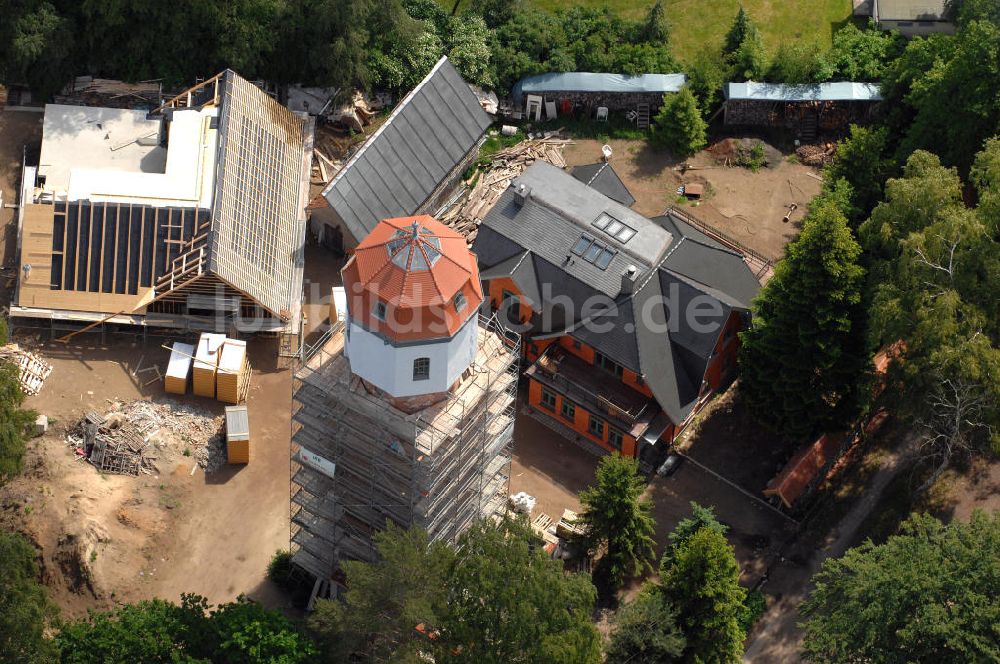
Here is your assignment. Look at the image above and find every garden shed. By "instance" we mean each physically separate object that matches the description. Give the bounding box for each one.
[512,72,686,117]
[722,82,882,139]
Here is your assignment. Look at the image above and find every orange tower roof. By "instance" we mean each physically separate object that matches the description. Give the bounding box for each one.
[342,216,484,343]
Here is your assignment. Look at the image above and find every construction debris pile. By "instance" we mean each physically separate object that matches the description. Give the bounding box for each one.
[795,143,836,167]
[54,76,163,108]
[66,399,226,476]
[439,136,572,242]
[0,343,53,395]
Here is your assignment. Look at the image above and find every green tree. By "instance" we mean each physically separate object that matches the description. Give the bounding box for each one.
[0,530,57,663]
[686,51,727,118]
[605,588,685,664]
[822,21,903,82]
[723,7,766,81]
[660,527,747,663]
[1,323,37,485]
[801,511,1000,663]
[662,502,728,567]
[308,524,453,662]
[639,0,670,44]
[4,2,75,99]
[824,125,894,224]
[651,87,707,159]
[55,594,316,663]
[897,20,1000,172]
[437,517,601,664]
[767,41,826,84]
[447,14,495,87]
[575,453,657,591]
[739,200,867,439]
[722,6,752,56]
[861,149,1000,485]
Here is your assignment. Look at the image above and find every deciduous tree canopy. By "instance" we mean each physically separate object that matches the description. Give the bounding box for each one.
[801,512,1000,663]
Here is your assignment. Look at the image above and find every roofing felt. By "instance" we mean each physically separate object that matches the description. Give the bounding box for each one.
[48,200,208,295]
[724,81,883,102]
[322,57,492,242]
[513,72,686,103]
[571,162,636,207]
[208,70,310,317]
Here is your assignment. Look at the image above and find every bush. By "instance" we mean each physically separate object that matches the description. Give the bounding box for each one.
[739,589,768,633]
[735,141,767,172]
[651,87,707,158]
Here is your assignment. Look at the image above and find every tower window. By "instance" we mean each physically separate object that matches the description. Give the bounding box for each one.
[413,357,430,381]
[372,299,387,321]
[453,291,467,313]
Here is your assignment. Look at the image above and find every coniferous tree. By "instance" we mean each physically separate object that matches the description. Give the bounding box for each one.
[651,87,707,158]
[739,199,867,439]
[606,589,685,664]
[575,453,657,591]
[660,528,747,663]
[723,6,766,80]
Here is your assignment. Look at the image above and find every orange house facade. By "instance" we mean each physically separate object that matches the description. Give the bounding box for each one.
[473,163,761,466]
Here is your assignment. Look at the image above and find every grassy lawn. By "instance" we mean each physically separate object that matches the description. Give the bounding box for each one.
[452,0,854,64]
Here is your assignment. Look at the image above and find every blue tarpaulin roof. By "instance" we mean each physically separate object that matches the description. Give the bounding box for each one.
[513,72,686,103]
[724,81,883,102]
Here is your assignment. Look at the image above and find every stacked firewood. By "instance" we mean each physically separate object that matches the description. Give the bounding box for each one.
[439,137,572,242]
[795,143,836,167]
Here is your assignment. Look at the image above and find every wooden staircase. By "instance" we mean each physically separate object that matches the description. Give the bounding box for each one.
[799,111,819,143]
[636,103,650,130]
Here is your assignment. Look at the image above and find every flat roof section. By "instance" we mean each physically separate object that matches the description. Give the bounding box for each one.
[39,105,167,195]
[38,104,219,208]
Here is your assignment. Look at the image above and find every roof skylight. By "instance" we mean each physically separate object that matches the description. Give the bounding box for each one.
[592,212,636,244]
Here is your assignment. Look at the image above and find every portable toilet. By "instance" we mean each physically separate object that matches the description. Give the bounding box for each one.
[164,341,195,395]
[225,405,250,464]
[192,333,226,398]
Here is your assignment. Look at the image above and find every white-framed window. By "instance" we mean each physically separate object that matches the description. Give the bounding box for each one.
[540,387,557,410]
[413,357,430,381]
[453,291,467,313]
[372,299,387,321]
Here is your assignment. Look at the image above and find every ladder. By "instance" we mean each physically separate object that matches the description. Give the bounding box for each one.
[636,103,651,130]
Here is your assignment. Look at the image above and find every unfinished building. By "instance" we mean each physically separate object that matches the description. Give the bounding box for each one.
[12,70,313,340]
[289,216,519,583]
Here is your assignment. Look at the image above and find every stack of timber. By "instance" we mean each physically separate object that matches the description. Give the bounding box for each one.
[54,76,162,109]
[795,143,836,167]
[216,340,251,405]
[164,342,195,395]
[193,333,226,398]
[225,405,251,464]
[0,344,53,396]
[438,137,571,243]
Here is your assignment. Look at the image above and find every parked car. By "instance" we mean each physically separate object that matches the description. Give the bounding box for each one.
[657,453,684,477]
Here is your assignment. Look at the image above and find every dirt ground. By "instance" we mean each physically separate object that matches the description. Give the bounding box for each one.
[0,334,297,616]
[0,109,44,304]
[510,403,794,584]
[562,138,822,260]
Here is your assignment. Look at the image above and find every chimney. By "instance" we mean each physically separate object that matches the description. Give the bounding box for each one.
[514,183,531,206]
[621,265,638,295]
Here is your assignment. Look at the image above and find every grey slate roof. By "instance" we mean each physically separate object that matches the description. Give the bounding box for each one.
[473,162,762,425]
[571,162,636,207]
[480,162,672,298]
[322,57,491,242]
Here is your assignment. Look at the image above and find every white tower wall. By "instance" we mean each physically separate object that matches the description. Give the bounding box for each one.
[344,316,479,397]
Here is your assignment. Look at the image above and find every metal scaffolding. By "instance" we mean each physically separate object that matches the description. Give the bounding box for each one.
[288,314,520,582]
